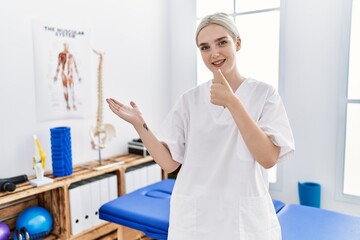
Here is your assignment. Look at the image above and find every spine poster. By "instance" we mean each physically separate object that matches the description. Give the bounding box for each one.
[32,20,92,121]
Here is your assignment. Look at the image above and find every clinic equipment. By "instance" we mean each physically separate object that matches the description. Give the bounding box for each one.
[0,175,28,192]
[90,49,116,165]
[14,206,53,240]
[100,179,360,240]
[29,135,53,187]
[0,222,10,240]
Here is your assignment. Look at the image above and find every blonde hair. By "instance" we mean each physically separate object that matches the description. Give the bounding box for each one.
[196,12,240,45]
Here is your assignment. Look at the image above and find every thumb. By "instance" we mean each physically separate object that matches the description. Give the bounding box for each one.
[130,101,138,109]
[130,101,142,113]
[214,69,230,87]
[213,69,221,83]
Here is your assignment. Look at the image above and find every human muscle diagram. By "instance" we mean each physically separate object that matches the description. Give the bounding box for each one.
[32,20,91,121]
[53,43,82,111]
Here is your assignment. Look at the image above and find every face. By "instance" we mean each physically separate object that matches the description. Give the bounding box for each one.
[197,24,241,76]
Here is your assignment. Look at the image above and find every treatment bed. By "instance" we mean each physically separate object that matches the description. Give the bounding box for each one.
[99,179,360,239]
[277,203,360,239]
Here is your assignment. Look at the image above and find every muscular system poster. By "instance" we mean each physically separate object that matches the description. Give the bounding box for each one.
[32,19,92,121]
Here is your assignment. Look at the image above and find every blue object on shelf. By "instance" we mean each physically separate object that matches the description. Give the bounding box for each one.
[298,182,321,208]
[14,206,53,240]
[50,126,73,177]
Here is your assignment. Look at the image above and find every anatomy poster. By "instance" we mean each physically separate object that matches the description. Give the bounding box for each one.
[32,20,92,121]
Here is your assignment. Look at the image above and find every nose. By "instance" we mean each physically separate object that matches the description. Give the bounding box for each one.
[211,47,220,58]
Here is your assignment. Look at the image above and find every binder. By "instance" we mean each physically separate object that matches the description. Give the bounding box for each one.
[108,174,118,201]
[133,166,142,191]
[125,170,135,194]
[147,163,162,185]
[154,164,162,182]
[69,182,84,235]
[98,175,110,224]
[99,175,110,205]
[139,166,148,189]
[89,178,102,226]
[79,181,93,231]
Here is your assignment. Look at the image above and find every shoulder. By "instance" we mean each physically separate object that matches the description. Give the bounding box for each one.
[169,81,211,114]
[246,78,275,92]
[179,80,210,101]
[245,78,277,98]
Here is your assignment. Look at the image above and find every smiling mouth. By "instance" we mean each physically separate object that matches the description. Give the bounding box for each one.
[212,59,226,67]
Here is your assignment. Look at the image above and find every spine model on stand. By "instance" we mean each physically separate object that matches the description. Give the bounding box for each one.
[90,49,116,162]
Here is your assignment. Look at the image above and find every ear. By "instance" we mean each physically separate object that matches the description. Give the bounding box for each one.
[235,37,241,51]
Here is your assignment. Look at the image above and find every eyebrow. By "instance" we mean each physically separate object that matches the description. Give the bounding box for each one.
[198,36,228,47]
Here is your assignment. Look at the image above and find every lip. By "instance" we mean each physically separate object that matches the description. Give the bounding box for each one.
[212,59,226,68]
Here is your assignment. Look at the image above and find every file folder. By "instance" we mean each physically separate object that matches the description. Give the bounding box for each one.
[69,182,84,235]
[79,181,93,231]
[108,174,118,201]
[125,170,135,194]
[89,178,102,226]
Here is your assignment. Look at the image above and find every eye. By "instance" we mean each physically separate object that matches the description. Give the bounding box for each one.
[200,45,210,51]
[218,40,228,46]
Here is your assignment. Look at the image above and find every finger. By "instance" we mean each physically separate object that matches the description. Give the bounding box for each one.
[108,98,124,107]
[108,103,118,114]
[106,98,116,106]
[106,99,116,110]
[216,69,230,87]
[106,98,121,112]
[107,98,125,112]
[130,101,142,114]
[130,101,137,109]
[213,69,222,84]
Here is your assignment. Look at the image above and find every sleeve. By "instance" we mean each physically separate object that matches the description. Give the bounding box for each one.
[258,88,295,163]
[156,96,188,164]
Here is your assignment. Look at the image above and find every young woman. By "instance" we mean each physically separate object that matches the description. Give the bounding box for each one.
[107,12,294,240]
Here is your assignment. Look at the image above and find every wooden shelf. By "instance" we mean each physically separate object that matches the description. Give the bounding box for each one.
[0,154,155,240]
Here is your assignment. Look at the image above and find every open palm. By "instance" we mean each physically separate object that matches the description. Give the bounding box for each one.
[106,98,143,126]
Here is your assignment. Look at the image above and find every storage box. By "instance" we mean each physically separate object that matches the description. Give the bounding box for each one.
[128,139,149,157]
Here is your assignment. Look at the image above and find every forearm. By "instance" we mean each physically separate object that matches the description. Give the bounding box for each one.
[133,121,180,173]
[227,96,280,169]
[106,98,180,173]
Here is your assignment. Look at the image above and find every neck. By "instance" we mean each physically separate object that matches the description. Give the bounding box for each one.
[223,69,245,92]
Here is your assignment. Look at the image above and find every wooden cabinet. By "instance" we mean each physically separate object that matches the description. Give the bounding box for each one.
[0,154,159,240]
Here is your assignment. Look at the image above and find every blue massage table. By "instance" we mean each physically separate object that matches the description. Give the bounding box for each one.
[273,199,286,213]
[99,179,360,240]
[278,203,360,240]
[99,179,174,239]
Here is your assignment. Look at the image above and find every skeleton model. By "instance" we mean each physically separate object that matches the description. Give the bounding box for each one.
[90,49,116,163]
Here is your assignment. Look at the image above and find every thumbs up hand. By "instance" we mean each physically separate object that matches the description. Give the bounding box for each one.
[210,69,234,108]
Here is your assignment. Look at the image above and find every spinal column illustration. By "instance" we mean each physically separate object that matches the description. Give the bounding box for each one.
[90,49,116,157]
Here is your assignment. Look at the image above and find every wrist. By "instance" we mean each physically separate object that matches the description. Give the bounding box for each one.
[226,95,241,112]
[133,117,148,132]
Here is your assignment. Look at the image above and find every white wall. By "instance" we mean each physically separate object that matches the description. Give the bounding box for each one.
[168,0,197,103]
[0,0,171,177]
[1,0,359,217]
